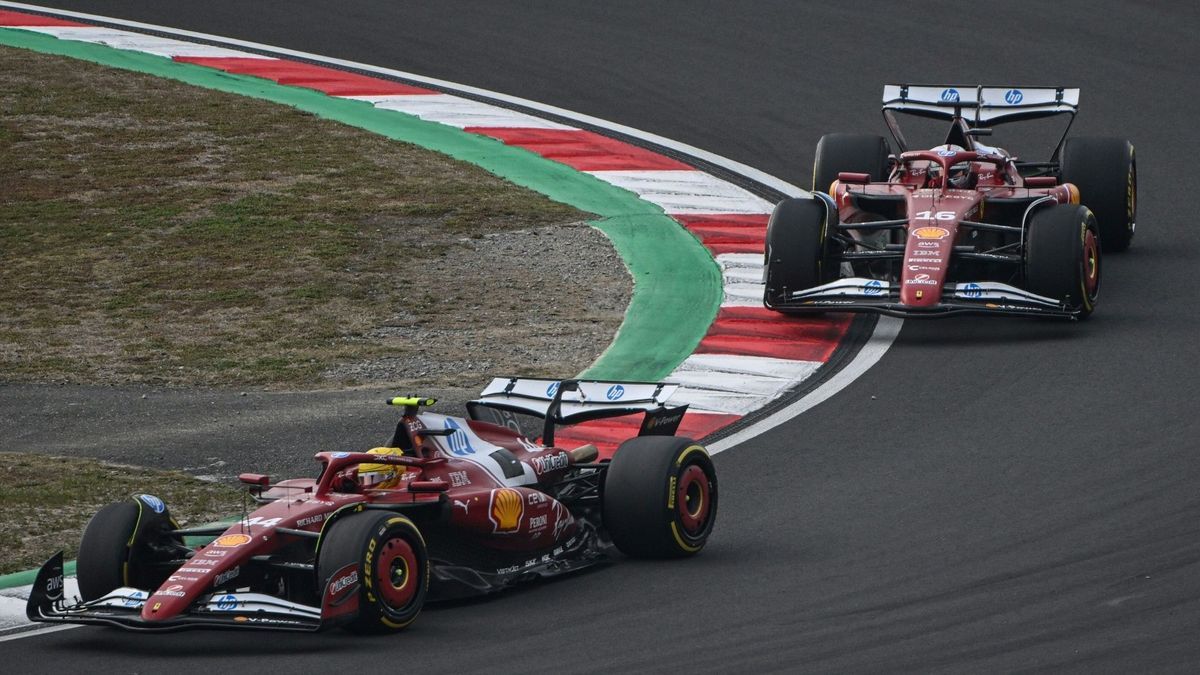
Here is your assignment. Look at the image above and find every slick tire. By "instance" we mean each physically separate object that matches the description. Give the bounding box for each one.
[318,511,429,633]
[813,133,891,193]
[1061,136,1136,252]
[764,197,833,309]
[1025,204,1101,319]
[603,436,718,558]
[76,501,140,601]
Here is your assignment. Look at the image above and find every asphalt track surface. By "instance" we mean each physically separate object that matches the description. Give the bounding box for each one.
[6,2,1200,672]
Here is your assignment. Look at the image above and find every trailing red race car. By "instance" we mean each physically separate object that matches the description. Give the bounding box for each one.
[26,378,716,633]
[764,84,1137,319]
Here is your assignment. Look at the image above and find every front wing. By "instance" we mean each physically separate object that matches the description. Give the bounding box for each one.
[26,552,327,632]
[769,278,1079,319]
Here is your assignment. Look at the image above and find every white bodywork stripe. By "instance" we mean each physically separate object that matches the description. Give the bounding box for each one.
[422,413,537,487]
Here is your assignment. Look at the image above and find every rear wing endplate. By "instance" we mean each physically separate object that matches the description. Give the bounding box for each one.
[467,377,686,446]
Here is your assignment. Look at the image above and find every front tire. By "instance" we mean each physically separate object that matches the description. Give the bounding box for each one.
[317,511,429,633]
[764,197,834,309]
[76,502,140,601]
[813,133,891,194]
[1060,136,1136,252]
[77,496,178,600]
[1025,204,1101,319]
[603,436,718,558]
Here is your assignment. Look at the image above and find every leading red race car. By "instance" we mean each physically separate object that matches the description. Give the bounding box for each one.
[764,84,1137,319]
[26,378,717,633]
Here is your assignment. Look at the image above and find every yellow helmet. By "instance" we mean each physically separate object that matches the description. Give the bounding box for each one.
[358,447,405,489]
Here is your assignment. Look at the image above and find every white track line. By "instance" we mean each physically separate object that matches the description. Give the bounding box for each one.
[0,623,80,642]
[707,316,902,453]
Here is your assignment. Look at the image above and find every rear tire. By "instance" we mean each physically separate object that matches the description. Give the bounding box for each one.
[1060,136,1136,252]
[317,511,429,633]
[764,197,834,309]
[603,436,718,558]
[1025,204,1101,319]
[76,502,140,601]
[813,133,891,193]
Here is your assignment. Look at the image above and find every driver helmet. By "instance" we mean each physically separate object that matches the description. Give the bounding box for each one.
[358,447,406,489]
[933,144,972,188]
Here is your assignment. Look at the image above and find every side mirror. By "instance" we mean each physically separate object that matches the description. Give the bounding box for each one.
[966,127,993,137]
[1024,177,1058,187]
[239,473,270,487]
[836,172,871,184]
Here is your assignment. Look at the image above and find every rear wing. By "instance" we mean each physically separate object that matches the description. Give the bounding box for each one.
[467,377,687,446]
[882,84,1080,158]
[883,84,1079,125]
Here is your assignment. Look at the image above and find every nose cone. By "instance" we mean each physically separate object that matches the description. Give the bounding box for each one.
[900,226,954,306]
[141,583,194,621]
[139,542,250,621]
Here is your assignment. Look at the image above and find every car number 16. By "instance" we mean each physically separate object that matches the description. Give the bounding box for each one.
[913,210,956,221]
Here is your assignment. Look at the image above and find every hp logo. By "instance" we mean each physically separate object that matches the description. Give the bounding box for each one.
[443,418,475,456]
[606,384,625,401]
[1004,89,1023,104]
[939,88,960,103]
[864,280,883,296]
[964,283,983,298]
[545,381,560,398]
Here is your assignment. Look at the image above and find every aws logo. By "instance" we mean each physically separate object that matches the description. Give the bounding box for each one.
[489,488,524,533]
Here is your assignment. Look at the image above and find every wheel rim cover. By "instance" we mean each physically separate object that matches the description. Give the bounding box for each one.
[676,465,711,534]
[377,537,418,608]
[1084,229,1100,296]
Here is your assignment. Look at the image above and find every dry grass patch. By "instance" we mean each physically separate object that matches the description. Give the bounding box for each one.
[0,452,242,574]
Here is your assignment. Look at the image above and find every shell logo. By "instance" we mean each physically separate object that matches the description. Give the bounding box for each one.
[912,226,951,240]
[489,488,524,533]
[213,534,252,548]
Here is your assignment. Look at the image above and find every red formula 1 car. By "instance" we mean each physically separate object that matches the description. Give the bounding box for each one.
[26,378,717,633]
[764,84,1137,319]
